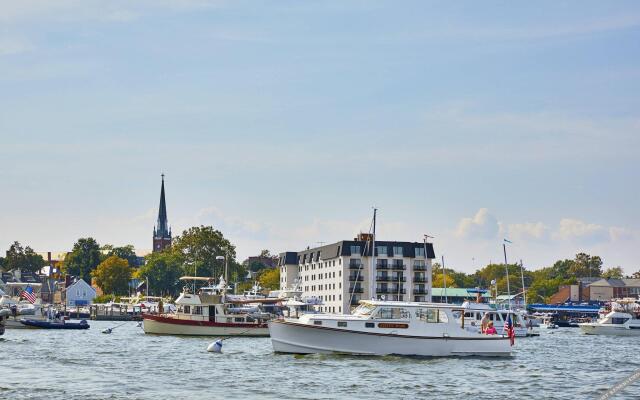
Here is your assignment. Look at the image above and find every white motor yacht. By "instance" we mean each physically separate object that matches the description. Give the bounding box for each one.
[579,299,640,336]
[268,300,512,357]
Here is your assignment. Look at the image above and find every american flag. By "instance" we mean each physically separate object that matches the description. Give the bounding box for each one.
[504,314,515,346]
[20,286,37,304]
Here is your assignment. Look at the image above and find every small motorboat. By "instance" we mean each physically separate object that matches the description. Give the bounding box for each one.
[20,319,90,330]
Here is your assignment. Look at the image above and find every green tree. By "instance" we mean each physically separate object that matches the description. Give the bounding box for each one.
[258,268,280,290]
[102,244,139,267]
[4,241,45,273]
[602,266,624,279]
[92,256,132,295]
[137,251,185,297]
[171,225,236,279]
[570,253,603,278]
[63,238,102,281]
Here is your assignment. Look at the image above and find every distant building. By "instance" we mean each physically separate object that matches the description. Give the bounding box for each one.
[431,288,492,304]
[549,278,640,303]
[65,279,97,307]
[153,174,172,252]
[278,236,435,314]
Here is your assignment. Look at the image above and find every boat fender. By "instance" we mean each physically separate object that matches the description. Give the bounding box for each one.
[207,339,223,353]
[102,328,113,334]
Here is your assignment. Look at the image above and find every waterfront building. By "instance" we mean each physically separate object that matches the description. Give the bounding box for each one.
[550,278,640,303]
[152,174,172,252]
[431,287,492,304]
[278,235,435,314]
[64,279,97,307]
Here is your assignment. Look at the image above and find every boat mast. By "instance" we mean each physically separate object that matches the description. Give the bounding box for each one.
[520,259,526,307]
[442,255,448,303]
[503,242,511,311]
[370,208,377,300]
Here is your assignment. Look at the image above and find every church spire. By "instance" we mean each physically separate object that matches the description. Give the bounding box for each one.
[153,174,171,252]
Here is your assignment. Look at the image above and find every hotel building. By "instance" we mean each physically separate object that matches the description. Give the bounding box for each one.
[278,235,435,314]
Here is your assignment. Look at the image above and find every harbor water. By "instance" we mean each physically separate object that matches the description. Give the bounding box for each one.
[2,321,639,399]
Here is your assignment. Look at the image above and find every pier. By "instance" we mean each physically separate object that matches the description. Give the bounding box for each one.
[89,304,144,321]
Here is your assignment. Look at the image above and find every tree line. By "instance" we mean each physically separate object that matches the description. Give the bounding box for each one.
[0,225,281,298]
[432,252,633,303]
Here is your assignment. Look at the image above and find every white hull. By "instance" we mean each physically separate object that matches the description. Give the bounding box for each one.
[269,320,511,357]
[579,323,640,336]
[143,317,269,336]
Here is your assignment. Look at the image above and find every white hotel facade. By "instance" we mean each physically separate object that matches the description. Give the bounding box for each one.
[278,235,435,314]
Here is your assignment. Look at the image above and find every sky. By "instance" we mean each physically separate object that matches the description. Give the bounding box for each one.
[1,1,639,273]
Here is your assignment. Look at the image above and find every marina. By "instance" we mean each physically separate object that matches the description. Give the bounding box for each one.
[1,320,639,399]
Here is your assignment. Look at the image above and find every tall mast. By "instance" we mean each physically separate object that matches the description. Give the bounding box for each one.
[503,242,511,311]
[520,259,526,307]
[370,208,377,300]
[442,255,448,303]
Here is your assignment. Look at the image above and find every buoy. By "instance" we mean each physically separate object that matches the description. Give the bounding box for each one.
[102,328,113,334]
[207,339,223,353]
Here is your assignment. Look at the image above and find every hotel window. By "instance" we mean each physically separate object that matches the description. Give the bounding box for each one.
[350,245,361,255]
[415,247,425,257]
[393,246,403,257]
[377,246,388,256]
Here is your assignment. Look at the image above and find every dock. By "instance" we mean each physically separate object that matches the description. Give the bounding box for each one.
[89,304,144,321]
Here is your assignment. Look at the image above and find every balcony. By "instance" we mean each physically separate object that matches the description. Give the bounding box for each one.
[349,285,364,293]
[377,288,406,294]
[413,276,428,283]
[376,275,406,282]
[376,263,390,270]
[413,264,427,271]
[390,264,406,270]
[348,275,364,281]
[349,262,363,270]
[413,289,428,295]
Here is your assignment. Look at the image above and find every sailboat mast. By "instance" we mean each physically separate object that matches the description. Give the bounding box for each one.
[520,259,526,307]
[503,243,511,311]
[370,208,377,300]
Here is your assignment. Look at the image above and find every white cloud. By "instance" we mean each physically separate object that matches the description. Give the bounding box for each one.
[507,222,549,242]
[552,218,609,243]
[609,226,635,242]
[455,208,499,239]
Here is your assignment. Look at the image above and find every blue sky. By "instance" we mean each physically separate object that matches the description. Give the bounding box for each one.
[1,1,638,273]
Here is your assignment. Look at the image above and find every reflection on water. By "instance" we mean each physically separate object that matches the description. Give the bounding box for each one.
[1,321,639,399]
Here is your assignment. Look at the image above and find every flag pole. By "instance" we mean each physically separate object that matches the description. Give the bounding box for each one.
[503,242,511,311]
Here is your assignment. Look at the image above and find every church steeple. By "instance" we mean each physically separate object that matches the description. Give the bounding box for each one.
[153,174,172,252]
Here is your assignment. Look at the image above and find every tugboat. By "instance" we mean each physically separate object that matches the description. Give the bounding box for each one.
[142,276,274,336]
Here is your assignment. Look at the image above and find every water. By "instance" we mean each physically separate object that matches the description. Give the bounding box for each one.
[2,321,639,399]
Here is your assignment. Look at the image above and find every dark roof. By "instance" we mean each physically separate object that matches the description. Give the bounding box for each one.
[280,240,435,265]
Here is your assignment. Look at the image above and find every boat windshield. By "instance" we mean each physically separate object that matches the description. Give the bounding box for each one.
[352,303,376,316]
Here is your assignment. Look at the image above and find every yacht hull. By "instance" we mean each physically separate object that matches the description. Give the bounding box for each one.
[143,314,269,336]
[579,323,640,336]
[268,320,511,357]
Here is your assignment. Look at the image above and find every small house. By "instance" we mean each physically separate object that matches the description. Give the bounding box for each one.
[65,279,96,307]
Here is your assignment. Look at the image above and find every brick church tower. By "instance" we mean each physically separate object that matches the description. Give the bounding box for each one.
[153,174,172,252]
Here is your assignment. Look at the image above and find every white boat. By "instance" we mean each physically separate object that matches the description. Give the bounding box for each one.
[268,300,512,357]
[142,276,271,336]
[460,301,534,337]
[579,299,640,336]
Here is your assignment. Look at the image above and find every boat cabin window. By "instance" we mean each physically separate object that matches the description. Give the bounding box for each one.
[313,320,322,326]
[352,304,376,316]
[375,307,410,320]
[416,308,448,323]
[612,317,630,324]
[365,322,374,328]
[184,305,191,314]
[235,317,244,322]
[337,321,347,327]
[193,306,202,315]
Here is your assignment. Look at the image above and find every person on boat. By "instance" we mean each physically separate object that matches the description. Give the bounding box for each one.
[480,313,490,333]
[485,321,497,335]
